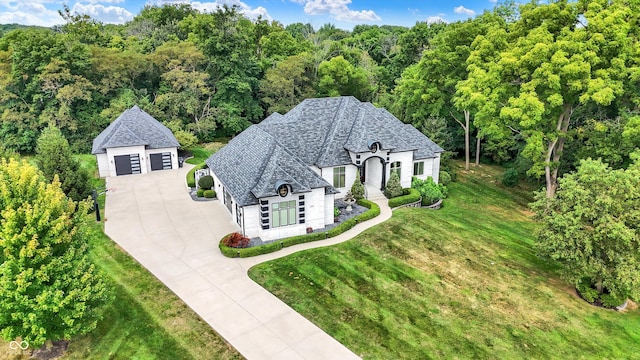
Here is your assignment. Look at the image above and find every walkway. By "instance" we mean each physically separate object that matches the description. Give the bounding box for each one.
[104,165,392,360]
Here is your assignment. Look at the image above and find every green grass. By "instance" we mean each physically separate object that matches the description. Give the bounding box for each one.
[249,162,640,359]
[184,140,228,165]
[0,153,243,359]
[60,221,242,360]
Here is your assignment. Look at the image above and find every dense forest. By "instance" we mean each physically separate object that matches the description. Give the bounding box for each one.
[1,0,639,197]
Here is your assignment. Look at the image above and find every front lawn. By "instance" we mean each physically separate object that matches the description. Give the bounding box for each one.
[249,163,640,359]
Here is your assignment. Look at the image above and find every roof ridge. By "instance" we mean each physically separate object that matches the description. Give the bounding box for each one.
[250,126,279,193]
[314,97,347,165]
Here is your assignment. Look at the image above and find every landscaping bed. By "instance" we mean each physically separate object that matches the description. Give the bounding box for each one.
[219,199,380,258]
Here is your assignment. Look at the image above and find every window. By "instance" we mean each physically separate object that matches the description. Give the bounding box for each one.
[333,166,346,188]
[391,161,401,179]
[413,161,424,176]
[272,200,297,228]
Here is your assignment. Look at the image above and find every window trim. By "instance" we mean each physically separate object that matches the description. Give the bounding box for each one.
[333,166,346,188]
[413,161,424,176]
[271,200,297,228]
[390,161,401,179]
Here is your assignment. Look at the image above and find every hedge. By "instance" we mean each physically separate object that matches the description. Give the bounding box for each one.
[186,162,209,188]
[203,190,216,198]
[219,199,380,258]
[388,188,421,208]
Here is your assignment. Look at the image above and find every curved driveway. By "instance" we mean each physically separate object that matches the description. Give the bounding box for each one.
[104,165,391,360]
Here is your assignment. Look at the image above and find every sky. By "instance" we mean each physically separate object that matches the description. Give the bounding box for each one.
[0,0,500,29]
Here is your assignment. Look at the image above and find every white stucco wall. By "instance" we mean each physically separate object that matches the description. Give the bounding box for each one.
[96,153,109,178]
[145,147,179,172]
[413,157,441,183]
[256,187,330,241]
[432,153,441,183]
[387,151,414,189]
[98,146,178,177]
[320,165,357,198]
[104,145,147,177]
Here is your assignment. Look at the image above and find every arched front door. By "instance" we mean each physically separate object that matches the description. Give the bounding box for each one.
[360,156,387,190]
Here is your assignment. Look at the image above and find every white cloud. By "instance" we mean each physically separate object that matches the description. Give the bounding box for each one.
[0,0,62,26]
[426,15,447,24]
[296,0,380,22]
[489,0,497,3]
[72,3,133,24]
[146,0,271,20]
[454,5,475,16]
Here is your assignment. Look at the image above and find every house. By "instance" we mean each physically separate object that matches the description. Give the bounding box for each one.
[206,96,444,241]
[92,105,180,177]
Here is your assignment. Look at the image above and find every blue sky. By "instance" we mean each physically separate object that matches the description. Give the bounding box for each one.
[0,0,499,29]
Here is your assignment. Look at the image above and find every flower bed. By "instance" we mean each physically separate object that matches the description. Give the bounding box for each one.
[219,199,380,258]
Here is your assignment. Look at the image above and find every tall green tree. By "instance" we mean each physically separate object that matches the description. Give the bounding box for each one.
[260,54,315,114]
[531,157,640,301]
[465,0,630,197]
[0,159,111,347]
[35,126,92,203]
[317,56,372,101]
[394,17,501,170]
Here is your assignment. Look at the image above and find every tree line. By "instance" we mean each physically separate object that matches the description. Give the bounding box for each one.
[0,0,639,197]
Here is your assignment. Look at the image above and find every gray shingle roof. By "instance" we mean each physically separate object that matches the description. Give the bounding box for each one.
[91,105,179,154]
[207,96,443,205]
[206,125,336,206]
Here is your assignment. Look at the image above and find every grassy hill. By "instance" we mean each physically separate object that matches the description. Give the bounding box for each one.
[249,162,640,359]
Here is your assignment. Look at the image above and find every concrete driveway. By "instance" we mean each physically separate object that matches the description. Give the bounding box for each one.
[104,166,363,360]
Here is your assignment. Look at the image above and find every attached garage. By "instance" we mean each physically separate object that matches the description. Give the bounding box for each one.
[92,105,180,177]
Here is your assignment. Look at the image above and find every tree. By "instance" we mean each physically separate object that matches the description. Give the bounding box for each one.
[384,171,403,198]
[351,170,365,200]
[150,40,216,140]
[260,54,315,114]
[531,157,640,301]
[0,159,111,347]
[317,56,373,101]
[394,14,507,171]
[465,0,630,198]
[35,126,92,202]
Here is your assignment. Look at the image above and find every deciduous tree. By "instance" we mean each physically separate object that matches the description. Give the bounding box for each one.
[0,159,111,347]
[531,157,640,301]
[35,126,92,202]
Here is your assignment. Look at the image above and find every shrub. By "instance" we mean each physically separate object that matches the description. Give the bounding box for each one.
[222,232,250,248]
[577,284,599,304]
[187,162,208,188]
[203,190,216,198]
[384,171,403,198]
[196,188,205,197]
[601,293,626,308]
[218,199,381,258]
[198,175,214,190]
[388,188,421,208]
[334,207,341,217]
[502,168,520,187]
[412,176,446,206]
[439,170,452,186]
[351,170,365,200]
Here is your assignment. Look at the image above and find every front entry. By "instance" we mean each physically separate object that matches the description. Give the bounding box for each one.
[114,154,141,176]
[150,152,172,171]
[361,156,387,190]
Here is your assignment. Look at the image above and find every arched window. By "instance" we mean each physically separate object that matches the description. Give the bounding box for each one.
[390,161,401,179]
